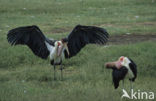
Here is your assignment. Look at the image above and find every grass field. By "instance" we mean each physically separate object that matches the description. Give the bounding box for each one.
[0,0,156,101]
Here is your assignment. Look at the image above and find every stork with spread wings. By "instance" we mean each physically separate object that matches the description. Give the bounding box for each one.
[7,25,109,80]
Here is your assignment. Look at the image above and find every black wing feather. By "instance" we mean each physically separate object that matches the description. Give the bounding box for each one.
[65,25,109,58]
[7,25,50,59]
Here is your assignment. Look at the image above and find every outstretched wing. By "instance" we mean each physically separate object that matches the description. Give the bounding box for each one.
[7,25,52,59]
[65,25,109,58]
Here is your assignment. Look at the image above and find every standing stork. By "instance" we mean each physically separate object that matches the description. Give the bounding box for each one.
[105,56,137,89]
[7,25,109,80]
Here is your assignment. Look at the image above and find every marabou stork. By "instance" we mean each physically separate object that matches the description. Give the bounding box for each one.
[7,25,109,80]
[105,56,137,89]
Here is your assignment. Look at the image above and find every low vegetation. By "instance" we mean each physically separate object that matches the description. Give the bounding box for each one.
[0,0,156,101]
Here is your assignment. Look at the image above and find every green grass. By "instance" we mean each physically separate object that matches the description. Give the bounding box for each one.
[0,42,156,101]
[0,0,156,35]
[0,0,156,101]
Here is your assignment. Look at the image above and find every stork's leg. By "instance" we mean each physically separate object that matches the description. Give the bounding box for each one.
[54,65,56,80]
[122,80,124,89]
[60,64,63,80]
[130,81,133,90]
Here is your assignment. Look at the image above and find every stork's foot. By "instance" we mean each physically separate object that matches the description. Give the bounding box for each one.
[54,77,57,81]
[60,70,63,81]
[60,78,63,81]
[60,65,63,81]
[53,65,56,81]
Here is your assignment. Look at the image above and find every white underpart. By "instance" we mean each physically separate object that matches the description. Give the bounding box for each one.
[45,41,65,64]
[121,57,134,79]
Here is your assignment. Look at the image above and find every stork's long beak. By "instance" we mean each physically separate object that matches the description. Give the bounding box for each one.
[105,62,116,69]
[105,61,122,69]
[64,43,70,56]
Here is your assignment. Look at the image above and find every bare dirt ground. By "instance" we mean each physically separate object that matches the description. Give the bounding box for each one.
[50,22,156,33]
[108,34,156,45]
[49,24,156,45]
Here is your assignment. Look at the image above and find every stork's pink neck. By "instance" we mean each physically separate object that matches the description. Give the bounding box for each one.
[115,61,122,69]
[57,41,64,57]
[57,42,61,46]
